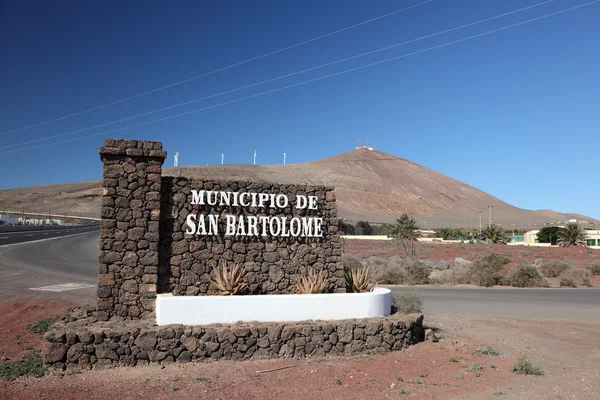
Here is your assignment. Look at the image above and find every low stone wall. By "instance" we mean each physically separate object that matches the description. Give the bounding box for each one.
[42,308,424,371]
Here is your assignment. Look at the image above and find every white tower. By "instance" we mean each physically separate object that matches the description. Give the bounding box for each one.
[253,150,257,166]
[221,154,224,165]
[283,151,286,165]
[174,152,179,167]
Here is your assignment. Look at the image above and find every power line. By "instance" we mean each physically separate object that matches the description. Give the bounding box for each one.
[0,0,557,150]
[1,0,597,155]
[0,1,432,137]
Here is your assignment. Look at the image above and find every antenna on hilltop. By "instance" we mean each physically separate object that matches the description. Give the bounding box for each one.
[283,151,286,165]
[221,154,224,165]
[253,150,257,166]
[174,152,179,167]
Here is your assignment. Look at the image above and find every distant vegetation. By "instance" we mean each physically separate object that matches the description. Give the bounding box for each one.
[557,223,589,248]
[480,225,511,244]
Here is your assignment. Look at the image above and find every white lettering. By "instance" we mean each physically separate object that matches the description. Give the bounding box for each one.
[280,217,289,237]
[296,195,307,210]
[314,218,323,237]
[191,190,205,205]
[269,217,282,236]
[235,216,247,236]
[258,193,269,208]
[207,214,218,235]
[225,215,236,236]
[302,217,313,237]
[239,192,251,207]
[247,216,258,236]
[276,194,288,208]
[250,192,258,207]
[290,217,301,236]
[308,196,318,210]
[207,191,218,206]
[185,214,196,234]
[259,216,269,236]
[219,191,231,206]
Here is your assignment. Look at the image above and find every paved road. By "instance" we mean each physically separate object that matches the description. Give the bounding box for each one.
[390,286,600,321]
[0,230,599,321]
[0,222,99,246]
[0,230,99,303]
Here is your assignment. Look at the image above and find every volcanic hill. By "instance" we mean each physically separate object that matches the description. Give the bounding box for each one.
[0,148,593,228]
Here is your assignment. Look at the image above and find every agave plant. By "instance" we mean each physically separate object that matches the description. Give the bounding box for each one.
[294,268,329,294]
[212,261,248,295]
[344,264,377,293]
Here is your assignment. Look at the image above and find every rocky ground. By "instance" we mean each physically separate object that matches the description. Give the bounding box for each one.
[1,298,599,399]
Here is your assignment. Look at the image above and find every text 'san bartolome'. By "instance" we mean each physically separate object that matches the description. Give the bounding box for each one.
[185,190,324,238]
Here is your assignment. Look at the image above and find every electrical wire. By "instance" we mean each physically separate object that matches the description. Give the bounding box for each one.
[0,0,432,136]
[0,0,556,150]
[1,0,597,155]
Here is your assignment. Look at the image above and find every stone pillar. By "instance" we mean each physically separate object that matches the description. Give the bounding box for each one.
[98,139,166,320]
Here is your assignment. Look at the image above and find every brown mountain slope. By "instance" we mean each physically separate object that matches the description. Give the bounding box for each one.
[0,148,594,228]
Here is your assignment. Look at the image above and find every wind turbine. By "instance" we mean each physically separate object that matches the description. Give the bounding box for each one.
[253,150,257,166]
[221,154,224,165]
[174,152,179,167]
[283,151,286,165]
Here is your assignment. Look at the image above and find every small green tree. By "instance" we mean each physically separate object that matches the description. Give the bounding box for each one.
[481,225,511,244]
[340,221,355,235]
[392,214,421,256]
[356,220,373,235]
[380,223,395,237]
[536,227,563,245]
[557,223,588,248]
[434,228,456,240]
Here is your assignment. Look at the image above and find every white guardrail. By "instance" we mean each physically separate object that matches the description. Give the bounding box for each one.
[0,211,100,221]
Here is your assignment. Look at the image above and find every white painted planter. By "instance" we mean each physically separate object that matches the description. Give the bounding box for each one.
[156,288,392,326]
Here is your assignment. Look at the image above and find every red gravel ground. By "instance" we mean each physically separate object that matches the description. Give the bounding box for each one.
[0,300,515,400]
[343,240,600,287]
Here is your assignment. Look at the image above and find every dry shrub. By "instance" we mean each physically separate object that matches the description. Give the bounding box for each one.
[452,259,475,284]
[429,269,454,285]
[540,260,572,278]
[369,256,405,284]
[587,261,600,276]
[559,269,592,287]
[507,263,549,288]
[392,290,423,314]
[469,253,511,287]
[404,261,430,285]
[342,254,363,270]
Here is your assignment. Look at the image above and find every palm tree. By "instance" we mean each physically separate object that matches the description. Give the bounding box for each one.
[557,223,588,248]
[392,213,421,255]
[481,224,511,244]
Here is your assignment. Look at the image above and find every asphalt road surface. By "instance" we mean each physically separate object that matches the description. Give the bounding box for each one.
[0,230,599,322]
[391,286,600,321]
[0,222,99,246]
[0,229,99,303]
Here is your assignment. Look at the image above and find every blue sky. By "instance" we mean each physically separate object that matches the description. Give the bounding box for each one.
[0,0,599,219]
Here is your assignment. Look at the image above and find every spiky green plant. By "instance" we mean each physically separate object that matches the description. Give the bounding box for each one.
[345,264,377,293]
[480,225,511,244]
[557,223,588,248]
[294,268,329,294]
[212,261,248,295]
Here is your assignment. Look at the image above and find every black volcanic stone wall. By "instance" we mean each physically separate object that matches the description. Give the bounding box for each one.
[42,311,424,370]
[158,177,344,295]
[98,139,166,320]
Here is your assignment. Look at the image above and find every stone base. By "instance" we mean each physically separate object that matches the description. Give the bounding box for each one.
[42,308,424,371]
